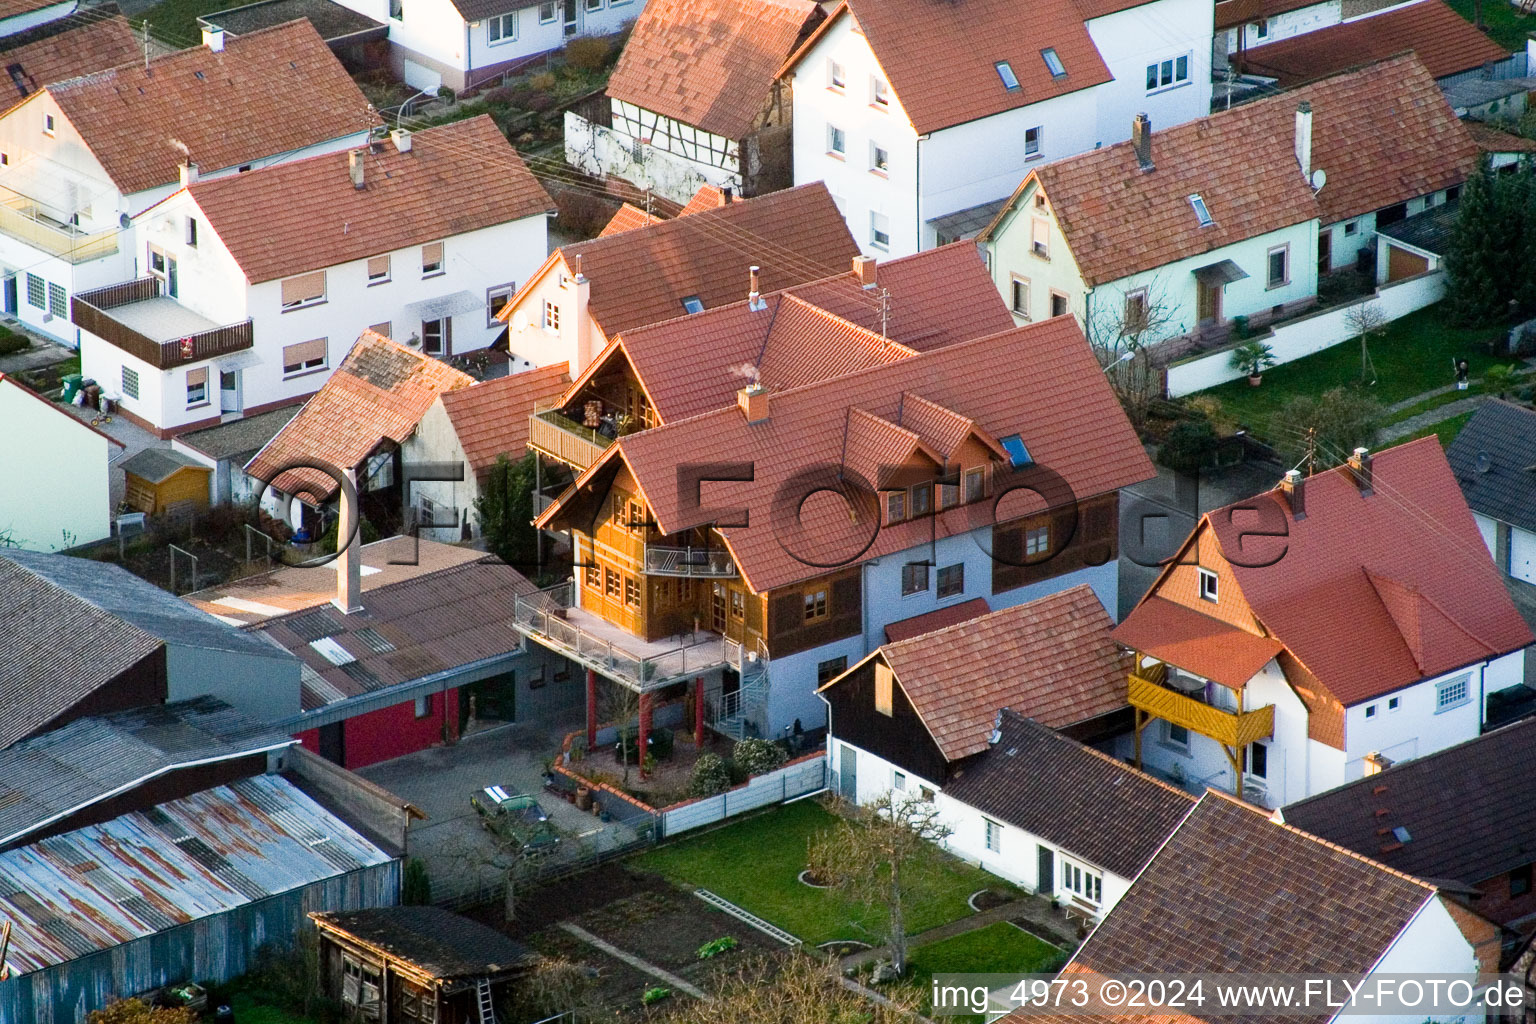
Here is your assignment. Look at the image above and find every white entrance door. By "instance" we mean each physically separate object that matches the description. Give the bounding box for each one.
[219,369,241,414]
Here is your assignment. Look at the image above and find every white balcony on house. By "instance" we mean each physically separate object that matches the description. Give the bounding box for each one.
[0,191,118,263]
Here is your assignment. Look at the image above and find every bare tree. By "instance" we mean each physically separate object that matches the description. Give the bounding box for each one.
[1343,299,1385,385]
[659,952,922,1023]
[1085,276,1183,427]
[806,793,954,977]
[598,678,643,785]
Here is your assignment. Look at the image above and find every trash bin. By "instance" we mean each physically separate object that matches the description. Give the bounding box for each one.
[60,374,83,403]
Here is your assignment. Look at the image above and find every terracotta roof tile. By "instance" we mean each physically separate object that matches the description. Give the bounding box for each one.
[46,20,378,196]
[548,182,861,337]
[438,362,571,477]
[1463,118,1536,155]
[1002,793,1436,1024]
[598,202,665,236]
[0,0,66,22]
[607,0,822,139]
[1018,55,1474,285]
[678,184,732,215]
[1201,437,1533,705]
[944,711,1195,879]
[875,585,1131,760]
[1241,2,1509,85]
[246,331,475,499]
[0,13,138,113]
[591,316,1154,592]
[1215,0,1340,30]
[185,116,550,284]
[783,0,1112,135]
[883,597,989,642]
[1111,596,1283,689]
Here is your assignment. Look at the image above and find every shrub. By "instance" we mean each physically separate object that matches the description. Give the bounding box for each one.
[1269,387,1383,469]
[88,1000,194,1024]
[527,71,557,91]
[402,857,432,905]
[650,726,674,760]
[317,514,378,554]
[0,324,27,355]
[564,36,610,70]
[689,753,732,797]
[641,986,672,1006]
[732,737,787,778]
[1156,420,1217,475]
[697,936,738,960]
[524,91,555,113]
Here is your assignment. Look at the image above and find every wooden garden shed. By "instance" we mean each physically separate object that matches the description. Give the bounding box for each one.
[121,448,212,517]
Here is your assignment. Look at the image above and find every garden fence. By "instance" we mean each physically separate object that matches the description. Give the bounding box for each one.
[659,755,826,838]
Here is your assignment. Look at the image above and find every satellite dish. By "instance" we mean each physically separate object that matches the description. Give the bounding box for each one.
[1310,168,1327,191]
[1476,451,1492,474]
[511,309,528,333]
[118,212,131,229]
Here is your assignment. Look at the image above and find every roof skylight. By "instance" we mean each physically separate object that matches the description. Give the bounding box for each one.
[1189,193,1213,227]
[995,61,1020,91]
[681,295,705,314]
[1000,434,1033,468]
[1041,48,1066,78]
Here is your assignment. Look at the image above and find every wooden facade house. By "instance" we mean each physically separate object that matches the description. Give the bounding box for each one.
[311,906,537,1024]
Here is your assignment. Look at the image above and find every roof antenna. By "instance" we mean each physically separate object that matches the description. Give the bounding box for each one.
[879,287,890,339]
[142,22,151,71]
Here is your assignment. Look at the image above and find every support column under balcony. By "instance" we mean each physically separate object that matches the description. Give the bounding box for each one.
[638,692,653,779]
[586,668,598,748]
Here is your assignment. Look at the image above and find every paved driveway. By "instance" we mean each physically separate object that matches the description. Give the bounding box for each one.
[359,720,645,902]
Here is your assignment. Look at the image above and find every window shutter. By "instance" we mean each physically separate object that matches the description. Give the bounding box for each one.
[832,575,859,616]
[283,338,326,365]
[770,592,799,634]
[185,366,207,387]
[422,241,444,269]
[281,271,325,306]
[874,661,894,716]
[366,255,390,278]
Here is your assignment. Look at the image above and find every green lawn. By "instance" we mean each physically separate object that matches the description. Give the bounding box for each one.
[1445,0,1533,51]
[131,0,224,49]
[902,923,1068,1022]
[1404,408,1478,447]
[1196,306,1505,442]
[632,801,1011,945]
[225,995,320,1024]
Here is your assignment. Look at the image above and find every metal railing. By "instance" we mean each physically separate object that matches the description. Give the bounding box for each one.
[0,194,117,263]
[512,580,737,689]
[643,544,737,577]
[527,408,613,471]
[72,278,253,370]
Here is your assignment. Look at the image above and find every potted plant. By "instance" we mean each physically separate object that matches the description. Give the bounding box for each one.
[1229,339,1276,386]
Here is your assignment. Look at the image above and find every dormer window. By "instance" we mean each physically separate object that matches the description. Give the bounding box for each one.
[1189,193,1213,228]
[1041,48,1066,78]
[995,61,1020,91]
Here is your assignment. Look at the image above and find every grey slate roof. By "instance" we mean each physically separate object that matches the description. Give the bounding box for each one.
[312,906,537,979]
[1446,399,1536,534]
[0,550,294,748]
[1281,715,1536,887]
[1376,199,1459,256]
[175,406,300,462]
[0,696,293,848]
[942,711,1195,880]
[120,446,207,483]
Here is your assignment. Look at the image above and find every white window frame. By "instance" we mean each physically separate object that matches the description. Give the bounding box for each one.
[421,241,444,276]
[892,770,906,791]
[1010,274,1030,318]
[827,123,846,157]
[1060,857,1103,905]
[1198,567,1219,603]
[870,211,891,252]
[1030,216,1049,259]
[538,0,556,20]
[1025,524,1050,556]
[827,59,846,91]
[1145,53,1191,93]
[1364,703,1377,718]
[983,817,1002,853]
[1266,244,1290,289]
[487,282,514,326]
[487,11,516,43]
[1435,674,1471,712]
[42,112,54,136]
[1388,696,1400,712]
[1024,125,1041,158]
[543,299,560,331]
[871,76,890,109]
[869,142,889,175]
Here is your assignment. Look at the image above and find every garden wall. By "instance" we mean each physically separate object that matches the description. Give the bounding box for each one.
[660,753,826,837]
[1165,270,1446,397]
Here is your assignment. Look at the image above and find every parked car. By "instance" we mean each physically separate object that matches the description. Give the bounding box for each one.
[470,785,560,856]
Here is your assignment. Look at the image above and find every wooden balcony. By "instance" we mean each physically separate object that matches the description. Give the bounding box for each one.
[73,278,252,370]
[1128,671,1273,749]
[0,194,117,264]
[528,408,612,471]
[643,544,737,578]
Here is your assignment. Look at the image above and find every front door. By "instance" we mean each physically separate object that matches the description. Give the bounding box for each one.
[562,0,577,35]
[1317,232,1332,277]
[3,275,16,315]
[219,369,241,414]
[839,742,857,800]
[711,581,727,632]
[1196,279,1221,325]
[1036,846,1054,895]
[318,722,345,765]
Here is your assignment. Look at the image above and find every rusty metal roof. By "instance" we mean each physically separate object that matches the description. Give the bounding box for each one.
[0,774,393,976]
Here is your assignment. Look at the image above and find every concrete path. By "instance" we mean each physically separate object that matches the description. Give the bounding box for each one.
[1379,394,1484,442]
[0,335,74,375]
[558,922,713,1000]
[839,898,1076,973]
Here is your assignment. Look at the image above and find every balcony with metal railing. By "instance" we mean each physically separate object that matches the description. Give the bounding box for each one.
[72,278,253,370]
[528,405,613,472]
[643,544,737,578]
[0,192,118,264]
[1127,663,1274,750]
[512,580,745,691]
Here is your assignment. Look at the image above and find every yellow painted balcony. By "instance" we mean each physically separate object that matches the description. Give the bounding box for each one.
[1129,672,1273,749]
[0,196,118,264]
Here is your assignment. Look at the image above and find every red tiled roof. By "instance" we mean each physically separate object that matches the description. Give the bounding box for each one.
[678,185,733,216]
[1111,596,1283,689]
[1203,437,1533,705]
[874,585,1128,760]
[0,15,138,114]
[438,363,571,477]
[246,331,475,500]
[581,315,1153,593]
[187,117,551,284]
[606,0,822,140]
[521,182,861,339]
[1241,2,1509,85]
[1215,0,1335,30]
[783,0,1113,136]
[0,0,66,22]
[1010,55,1475,285]
[599,202,665,236]
[1464,119,1536,154]
[883,597,990,643]
[47,21,378,196]
[1001,793,1436,1024]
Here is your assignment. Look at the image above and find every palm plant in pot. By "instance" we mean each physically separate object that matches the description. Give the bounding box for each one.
[1230,339,1276,386]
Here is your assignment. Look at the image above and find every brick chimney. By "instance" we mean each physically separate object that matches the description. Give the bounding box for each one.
[720,186,733,205]
[332,467,363,614]
[1294,100,1313,180]
[1132,113,1154,173]
[1348,447,1373,495]
[853,255,877,289]
[747,265,767,311]
[1280,468,1305,519]
[738,382,769,423]
[348,150,365,190]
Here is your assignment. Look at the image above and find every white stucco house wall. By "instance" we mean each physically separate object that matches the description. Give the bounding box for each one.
[0,371,123,550]
[1447,401,1536,591]
[781,0,1213,258]
[75,116,552,437]
[0,22,376,350]
[1213,0,1342,64]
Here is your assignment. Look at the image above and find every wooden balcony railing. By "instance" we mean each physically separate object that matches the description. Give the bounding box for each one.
[1128,671,1273,749]
[528,408,613,471]
[72,278,253,370]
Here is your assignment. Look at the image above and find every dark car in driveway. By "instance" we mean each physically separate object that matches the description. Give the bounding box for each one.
[470,785,561,856]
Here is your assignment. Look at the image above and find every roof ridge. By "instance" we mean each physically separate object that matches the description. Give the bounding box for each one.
[1001,709,1197,803]
[886,583,1098,654]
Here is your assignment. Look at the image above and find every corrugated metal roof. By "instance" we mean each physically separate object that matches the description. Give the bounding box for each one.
[0,697,294,848]
[0,775,392,976]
